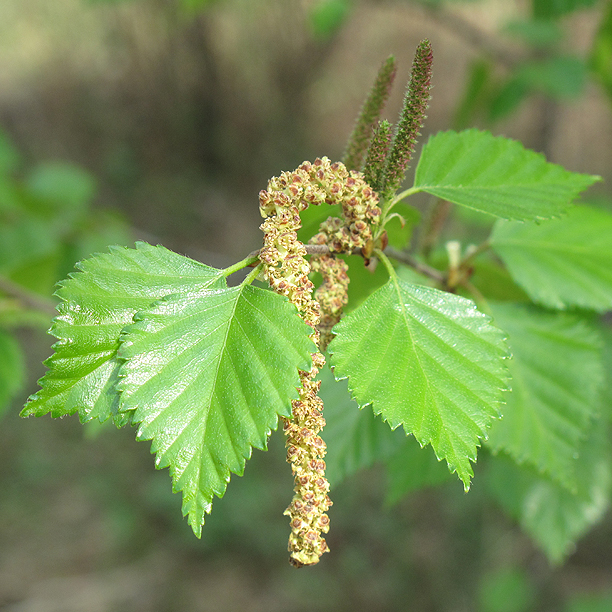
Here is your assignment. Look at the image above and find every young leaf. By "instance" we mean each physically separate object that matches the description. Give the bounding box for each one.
[0,128,21,175]
[22,242,224,424]
[486,304,604,490]
[491,206,612,312]
[329,278,510,489]
[486,421,611,563]
[117,284,316,537]
[363,119,392,193]
[308,0,351,41]
[27,161,96,215]
[590,0,612,103]
[412,129,600,220]
[319,366,404,487]
[532,0,599,19]
[0,215,58,274]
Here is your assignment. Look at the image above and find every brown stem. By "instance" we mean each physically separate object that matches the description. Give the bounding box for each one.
[419,198,453,260]
[419,4,526,69]
[384,247,445,284]
[0,275,57,318]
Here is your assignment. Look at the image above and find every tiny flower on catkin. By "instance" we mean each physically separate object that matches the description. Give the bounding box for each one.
[306,158,381,350]
[363,119,392,193]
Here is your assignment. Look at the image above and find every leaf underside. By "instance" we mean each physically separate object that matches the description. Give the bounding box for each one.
[385,436,453,505]
[486,304,603,490]
[413,129,599,221]
[117,284,315,536]
[329,279,510,489]
[486,420,611,564]
[491,206,612,312]
[319,367,405,487]
[22,242,225,424]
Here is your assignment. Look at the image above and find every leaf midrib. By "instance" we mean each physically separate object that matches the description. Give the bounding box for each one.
[389,278,434,434]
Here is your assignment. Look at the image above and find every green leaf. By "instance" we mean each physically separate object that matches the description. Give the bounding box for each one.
[0,214,58,274]
[319,366,404,487]
[478,567,536,612]
[503,18,563,48]
[488,77,530,122]
[26,161,96,213]
[0,329,25,417]
[0,129,21,175]
[487,304,603,489]
[117,284,316,536]
[385,436,453,504]
[566,590,612,612]
[22,242,224,424]
[590,1,612,102]
[329,278,510,489]
[453,58,494,130]
[412,129,600,220]
[308,0,351,41]
[491,206,612,312]
[486,421,611,563]
[467,258,530,303]
[518,56,587,100]
[385,203,420,249]
[532,0,599,19]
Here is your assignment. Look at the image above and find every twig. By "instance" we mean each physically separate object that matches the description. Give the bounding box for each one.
[419,198,453,259]
[419,4,526,70]
[0,275,57,318]
[247,244,445,285]
[384,247,445,284]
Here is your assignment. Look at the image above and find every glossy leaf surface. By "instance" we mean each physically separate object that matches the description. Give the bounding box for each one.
[413,129,599,220]
[320,367,404,487]
[487,304,603,489]
[329,278,510,489]
[117,284,315,536]
[22,242,224,424]
[491,206,612,312]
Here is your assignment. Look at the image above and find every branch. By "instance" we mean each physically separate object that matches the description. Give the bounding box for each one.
[0,275,57,318]
[384,247,445,284]
[419,4,526,70]
[247,244,445,285]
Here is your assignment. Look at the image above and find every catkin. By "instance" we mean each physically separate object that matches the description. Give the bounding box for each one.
[258,157,380,566]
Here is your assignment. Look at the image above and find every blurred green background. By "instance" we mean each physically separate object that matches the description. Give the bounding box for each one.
[2,0,612,610]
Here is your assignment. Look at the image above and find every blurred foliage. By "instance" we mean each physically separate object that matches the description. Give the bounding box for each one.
[590,0,612,102]
[0,128,131,416]
[1,0,612,610]
[566,590,612,612]
[478,567,537,612]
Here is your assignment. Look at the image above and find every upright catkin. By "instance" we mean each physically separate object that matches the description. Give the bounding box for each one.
[259,158,380,566]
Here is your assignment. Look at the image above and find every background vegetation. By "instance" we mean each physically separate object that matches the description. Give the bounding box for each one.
[1,0,612,610]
